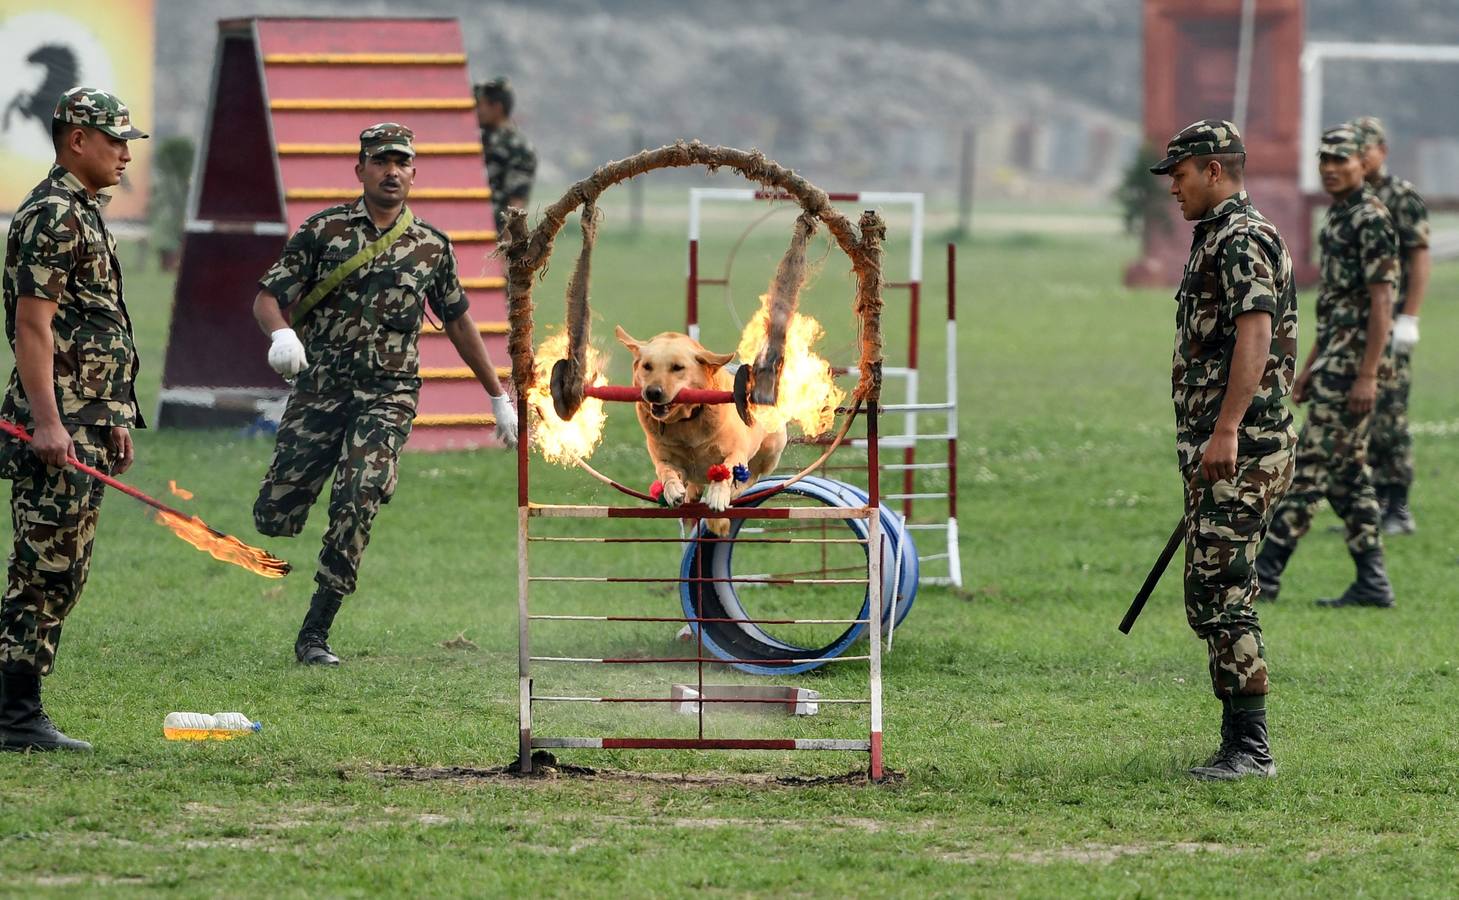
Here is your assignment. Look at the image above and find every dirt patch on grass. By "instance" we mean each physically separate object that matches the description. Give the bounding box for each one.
[942,841,1242,866]
[438,632,479,651]
[514,811,926,835]
[663,815,914,833]
[171,801,462,843]
[32,875,151,887]
[177,837,275,851]
[369,752,905,788]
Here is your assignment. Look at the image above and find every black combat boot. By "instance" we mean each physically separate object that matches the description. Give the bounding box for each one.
[1198,697,1236,768]
[0,670,93,752]
[1316,549,1396,609]
[1189,702,1274,781]
[1254,539,1295,602]
[1381,484,1416,536]
[295,588,343,666]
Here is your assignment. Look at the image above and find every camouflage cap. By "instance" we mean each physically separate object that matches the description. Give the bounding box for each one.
[52,87,148,140]
[1149,119,1245,174]
[1319,125,1361,159]
[473,77,512,100]
[359,122,415,158]
[1350,116,1386,148]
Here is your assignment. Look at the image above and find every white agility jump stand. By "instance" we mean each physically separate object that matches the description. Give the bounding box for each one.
[506,146,895,778]
[686,188,962,589]
[516,501,885,772]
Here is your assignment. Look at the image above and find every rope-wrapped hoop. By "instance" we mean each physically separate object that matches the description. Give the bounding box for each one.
[501,140,886,423]
[548,201,599,420]
[749,211,817,407]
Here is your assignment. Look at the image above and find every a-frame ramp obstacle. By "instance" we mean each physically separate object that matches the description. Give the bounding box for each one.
[158,16,508,451]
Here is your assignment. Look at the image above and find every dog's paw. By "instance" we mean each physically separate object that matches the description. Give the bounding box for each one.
[661,477,687,506]
[706,517,731,537]
[704,479,732,512]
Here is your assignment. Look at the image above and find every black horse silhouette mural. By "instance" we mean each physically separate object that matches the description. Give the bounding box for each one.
[4,44,80,136]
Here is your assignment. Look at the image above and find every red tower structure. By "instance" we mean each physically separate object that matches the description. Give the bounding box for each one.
[1127,0,1313,287]
[158,17,508,450]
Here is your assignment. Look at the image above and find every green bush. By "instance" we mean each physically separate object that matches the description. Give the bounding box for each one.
[149,135,194,262]
[1116,143,1169,237]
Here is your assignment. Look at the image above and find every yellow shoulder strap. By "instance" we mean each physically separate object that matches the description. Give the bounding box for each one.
[290,207,414,328]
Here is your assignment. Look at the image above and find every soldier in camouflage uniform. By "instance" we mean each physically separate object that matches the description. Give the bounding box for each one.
[474,78,537,233]
[1150,120,1297,780]
[253,124,518,666]
[0,88,146,751]
[1255,126,1399,610]
[1350,117,1430,535]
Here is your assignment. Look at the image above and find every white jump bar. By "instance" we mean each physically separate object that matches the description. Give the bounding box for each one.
[533,737,872,751]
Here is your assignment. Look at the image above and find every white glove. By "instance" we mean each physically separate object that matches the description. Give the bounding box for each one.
[491,392,519,448]
[267,328,308,377]
[1392,314,1420,354]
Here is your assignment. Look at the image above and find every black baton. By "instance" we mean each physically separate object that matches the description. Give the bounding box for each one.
[1118,518,1187,634]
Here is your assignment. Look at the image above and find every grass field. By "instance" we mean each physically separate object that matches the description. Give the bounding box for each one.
[1,198,1458,897]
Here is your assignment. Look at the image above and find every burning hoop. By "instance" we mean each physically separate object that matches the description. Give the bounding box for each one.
[503,141,894,779]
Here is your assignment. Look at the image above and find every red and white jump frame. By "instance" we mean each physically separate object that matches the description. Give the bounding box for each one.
[504,145,894,778]
[514,405,887,777]
[686,188,963,589]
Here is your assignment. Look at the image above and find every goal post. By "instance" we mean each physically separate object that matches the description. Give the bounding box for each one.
[1301,41,1459,198]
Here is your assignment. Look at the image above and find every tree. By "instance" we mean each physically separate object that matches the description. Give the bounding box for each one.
[150,136,194,271]
[1115,143,1169,238]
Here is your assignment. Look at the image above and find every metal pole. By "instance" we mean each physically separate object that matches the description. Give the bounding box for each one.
[866,400,884,780]
[956,126,976,239]
[1299,48,1324,195]
[945,243,961,589]
[518,504,532,774]
[686,239,700,340]
[903,282,920,520]
[1233,0,1257,133]
[945,243,958,523]
[695,519,706,739]
[517,395,533,773]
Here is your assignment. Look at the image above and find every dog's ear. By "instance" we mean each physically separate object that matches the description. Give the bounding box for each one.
[695,349,736,373]
[614,325,643,359]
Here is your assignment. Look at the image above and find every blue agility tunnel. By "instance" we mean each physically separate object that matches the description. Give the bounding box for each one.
[679,475,918,675]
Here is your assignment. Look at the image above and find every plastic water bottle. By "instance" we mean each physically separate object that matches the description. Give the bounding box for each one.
[163,711,262,741]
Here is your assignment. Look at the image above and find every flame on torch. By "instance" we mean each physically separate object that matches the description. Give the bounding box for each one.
[737,295,845,436]
[0,418,290,581]
[526,331,610,465]
[155,511,291,579]
[168,480,194,500]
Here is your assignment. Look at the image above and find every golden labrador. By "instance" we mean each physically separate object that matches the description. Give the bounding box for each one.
[615,326,787,535]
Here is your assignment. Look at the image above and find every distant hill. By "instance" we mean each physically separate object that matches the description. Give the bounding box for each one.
[152,0,1459,198]
[153,0,1139,199]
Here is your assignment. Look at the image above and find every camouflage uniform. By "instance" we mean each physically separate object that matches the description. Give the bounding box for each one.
[1152,120,1293,780]
[0,89,145,676]
[1266,134,1398,556]
[1350,118,1430,494]
[482,125,536,233]
[254,125,470,602]
[1169,180,1297,700]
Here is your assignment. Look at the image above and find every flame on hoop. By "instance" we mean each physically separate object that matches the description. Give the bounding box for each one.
[154,511,290,579]
[737,296,845,436]
[526,331,609,465]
